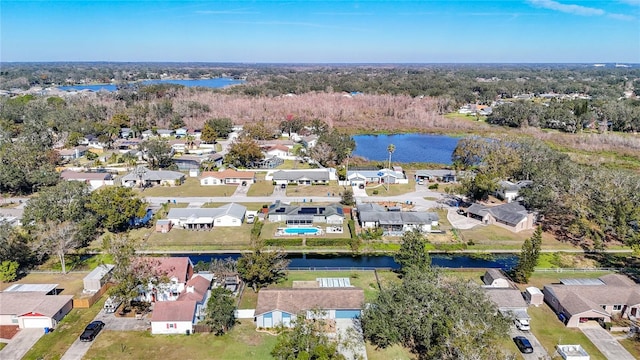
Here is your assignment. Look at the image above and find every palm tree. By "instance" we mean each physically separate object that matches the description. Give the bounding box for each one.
[386,144,395,192]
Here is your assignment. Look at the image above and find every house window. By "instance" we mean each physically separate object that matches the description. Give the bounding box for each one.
[613,305,622,311]
[167,323,176,329]
[11,315,18,324]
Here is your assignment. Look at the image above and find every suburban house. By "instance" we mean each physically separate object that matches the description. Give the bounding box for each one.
[60,171,114,191]
[485,288,530,322]
[495,180,533,203]
[269,169,333,185]
[357,203,439,234]
[57,146,88,161]
[347,168,407,186]
[175,128,188,137]
[137,257,194,303]
[466,202,536,232]
[0,290,74,329]
[414,169,468,183]
[255,285,364,328]
[173,154,220,171]
[200,169,256,186]
[543,274,640,327]
[263,144,290,158]
[157,129,175,138]
[258,139,296,150]
[141,130,154,139]
[121,168,185,187]
[120,128,132,138]
[483,268,512,288]
[300,134,318,148]
[166,203,247,230]
[151,300,197,335]
[150,273,213,335]
[255,155,284,169]
[268,201,344,226]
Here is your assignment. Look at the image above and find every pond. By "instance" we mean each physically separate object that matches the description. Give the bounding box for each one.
[177,253,518,270]
[57,77,244,92]
[352,133,460,164]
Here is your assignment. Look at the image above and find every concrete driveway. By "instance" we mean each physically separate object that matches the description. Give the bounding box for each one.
[581,326,635,360]
[447,209,481,230]
[351,185,368,197]
[333,319,367,360]
[509,327,550,360]
[0,328,44,360]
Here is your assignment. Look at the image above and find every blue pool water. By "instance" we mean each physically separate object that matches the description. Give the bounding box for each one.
[284,227,320,235]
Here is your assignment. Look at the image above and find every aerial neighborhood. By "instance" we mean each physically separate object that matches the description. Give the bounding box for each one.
[1,61,639,360]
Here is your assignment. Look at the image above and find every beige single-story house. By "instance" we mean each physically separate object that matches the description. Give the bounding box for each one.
[60,171,114,191]
[543,274,640,327]
[166,203,246,230]
[357,203,438,235]
[200,169,255,186]
[121,168,185,187]
[466,202,535,233]
[0,292,74,329]
[255,287,364,328]
[267,201,344,226]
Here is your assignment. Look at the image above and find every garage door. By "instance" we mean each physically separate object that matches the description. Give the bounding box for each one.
[262,313,273,328]
[335,310,361,319]
[22,317,51,328]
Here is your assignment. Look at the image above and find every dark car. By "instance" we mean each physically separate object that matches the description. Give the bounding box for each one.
[80,321,105,342]
[513,336,534,354]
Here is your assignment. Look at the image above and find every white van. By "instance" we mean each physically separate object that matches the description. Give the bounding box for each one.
[104,296,122,314]
[515,318,530,331]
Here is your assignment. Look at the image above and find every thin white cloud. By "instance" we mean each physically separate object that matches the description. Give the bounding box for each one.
[607,13,636,20]
[195,9,258,15]
[527,0,604,16]
[221,20,371,33]
[618,0,640,6]
[312,12,374,16]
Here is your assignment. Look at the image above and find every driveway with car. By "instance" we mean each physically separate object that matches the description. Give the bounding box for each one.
[581,326,635,360]
[510,327,550,360]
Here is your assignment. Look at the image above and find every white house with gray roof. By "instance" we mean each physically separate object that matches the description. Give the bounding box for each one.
[466,202,535,232]
[268,169,335,185]
[357,203,439,234]
[347,168,407,186]
[166,203,246,230]
[495,180,533,203]
[414,169,468,183]
[268,201,344,226]
[121,167,185,187]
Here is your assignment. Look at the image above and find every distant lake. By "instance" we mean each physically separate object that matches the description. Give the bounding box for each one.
[58,78,244,92]
[353,133,459,164]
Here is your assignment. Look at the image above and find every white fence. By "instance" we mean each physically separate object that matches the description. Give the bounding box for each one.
[234,309,255,319]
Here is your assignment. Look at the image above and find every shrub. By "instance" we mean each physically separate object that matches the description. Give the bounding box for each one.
[428,183,439,190]
[306,238,351,247]
[372,190,379,195]
[264,238,304,246]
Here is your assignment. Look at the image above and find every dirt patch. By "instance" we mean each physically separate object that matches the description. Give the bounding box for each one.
[0,325,20,340]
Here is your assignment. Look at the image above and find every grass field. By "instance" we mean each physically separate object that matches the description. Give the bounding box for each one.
[285,183,345,197]
[528,305,606,360]
[366,343,415,360]
[136,177,237,197]
[521,270,613,290]
[83,319,278,360]
[143,226,253,250]
[460,225,577,251]
[247,180,275,196]
[365,181,415,197]
[23,297,107,360]
[619,337,640,359]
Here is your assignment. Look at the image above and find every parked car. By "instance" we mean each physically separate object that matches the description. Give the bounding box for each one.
[280,184,286,189]
[246,214,255,224]
[513,336,533,354]
[80,321,105,342]
[514,318,530,331]
[358,184,365,189]
[456,209,466,215]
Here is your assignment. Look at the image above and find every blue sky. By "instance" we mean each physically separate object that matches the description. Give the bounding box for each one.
[1,0,639,63]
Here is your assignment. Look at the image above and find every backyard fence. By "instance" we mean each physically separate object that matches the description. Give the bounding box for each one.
[73,283,111,308]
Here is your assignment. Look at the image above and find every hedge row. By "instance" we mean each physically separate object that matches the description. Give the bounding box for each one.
[347,220,356,239]
[306,238,351,247]
[264,238,304,247]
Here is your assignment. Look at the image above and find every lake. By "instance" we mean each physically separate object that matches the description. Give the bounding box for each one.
[352,133,459,164]
[178,253,518,270]
[58,77,244,92]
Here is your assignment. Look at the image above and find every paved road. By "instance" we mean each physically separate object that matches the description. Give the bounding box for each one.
[0,328,44,360]
[581,326,636,360]
[510,327,550,360]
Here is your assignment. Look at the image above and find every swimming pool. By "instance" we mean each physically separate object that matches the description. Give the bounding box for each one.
[283,227,320,235]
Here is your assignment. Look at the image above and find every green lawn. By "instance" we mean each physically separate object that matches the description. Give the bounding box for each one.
[143,226,253,251]
[247,180,275,196]
[366,342,415,360]
[23,297,107,360]
[461,225,577,251]
[83,319,278,360]
[522,270,613,290]
[619,337,640,359]
[528,305,607,360]
[285,182,345,198]
[137,177,237,197]
[269,270,380,302]
[365,181,415,197]
[277,159,313,169]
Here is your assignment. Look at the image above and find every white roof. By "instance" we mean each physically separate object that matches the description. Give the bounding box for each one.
[526,286,543,295]
[4,284,58,293]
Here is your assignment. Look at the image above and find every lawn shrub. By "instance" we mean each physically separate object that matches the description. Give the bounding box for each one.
[306,238,351,247]
[264,238,304,246]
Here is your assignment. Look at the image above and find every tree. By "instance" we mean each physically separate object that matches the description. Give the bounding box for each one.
[313,130,355,166]
[204,118,234,139]
[340,187,355,206]
[361,268,511,360]
[279,117,305,137]
[204,287,236,335]
[387,143,395,170]
[0,221,32,268]
[0,260,19,283]
[237,242,290,292]
[32,220,80,274]
[512,226,542,283]
[394,229,431,274]
[140,138,173,169]
[201,121,218,144]
[224,135,263,168]
[88,186,147,232]
[271,313,346,360]
[243,122,277,140]
[110,113,130,128]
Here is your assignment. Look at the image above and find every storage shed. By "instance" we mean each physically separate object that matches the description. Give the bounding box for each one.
[483,269,511,288]
[156,219,172,233]
[524,286,544,306]
[83,264,115,293]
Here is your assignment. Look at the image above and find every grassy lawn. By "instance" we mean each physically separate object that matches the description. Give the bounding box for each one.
[0,272,86,297]
[23,297,107,360]
[137,177,237,197]
[366,342,415,360]
[365,181,415,197]
[269,270,380,302]
[522,270,613,290]
[375,269,401,289]
[247,180,275,196]
[285,183,346,198]
[238,287,259,308]
[461,225,576,251]
[619,337,640,359]
[277,159,313,169]
[528,305,606,360]
[143,226,253,251]
[83,319,278,360]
